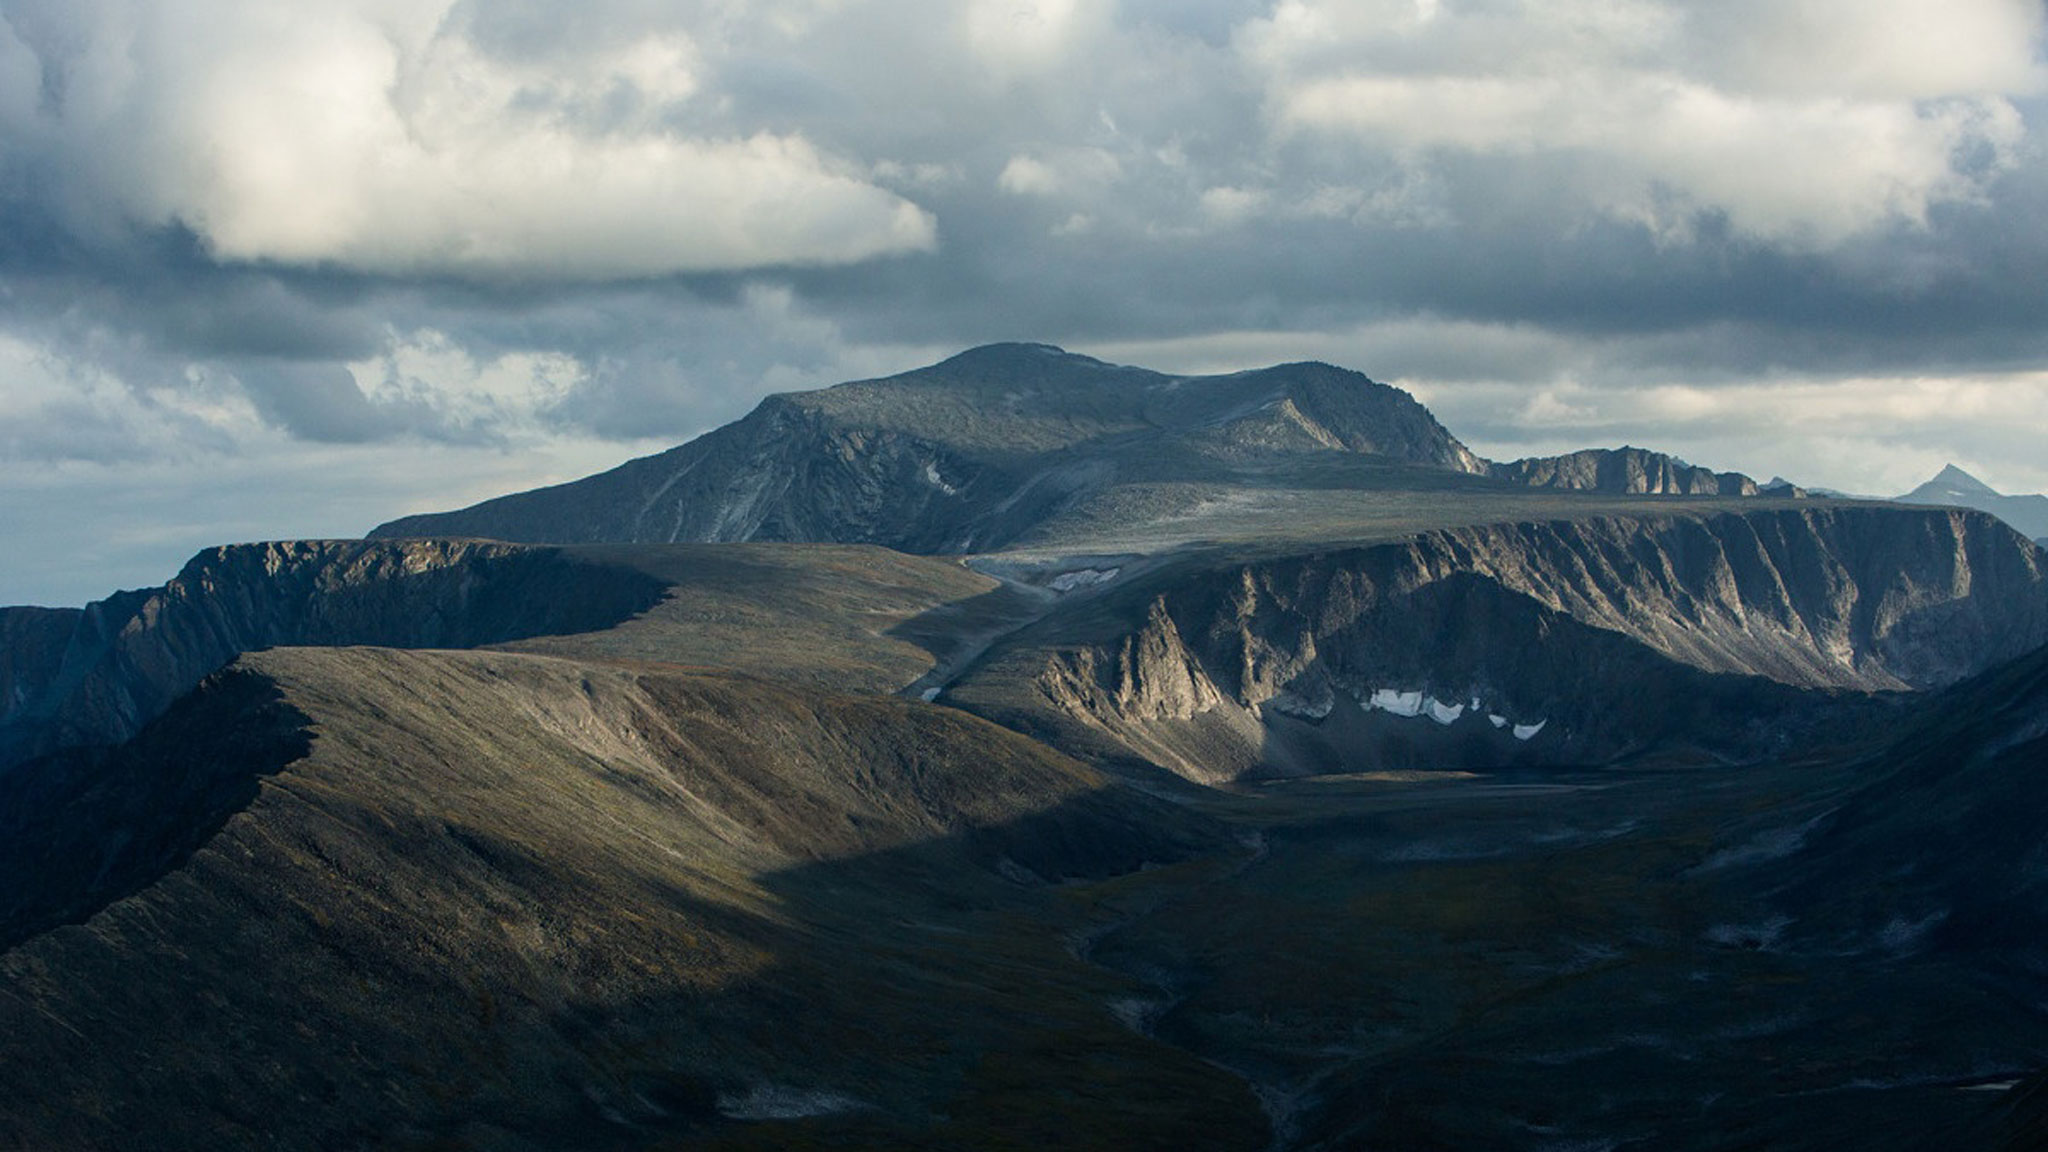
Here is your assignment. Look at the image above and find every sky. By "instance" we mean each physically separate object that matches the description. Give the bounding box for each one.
[4,0,2048,606]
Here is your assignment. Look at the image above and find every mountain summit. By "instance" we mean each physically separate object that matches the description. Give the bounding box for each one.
[1898,464,2048,542]
[1908,463,2002,499]
[371,344,1782,553]
[370,343,1492,552]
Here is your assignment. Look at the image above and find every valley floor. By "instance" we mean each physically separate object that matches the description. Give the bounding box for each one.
[673,755,2045,1151]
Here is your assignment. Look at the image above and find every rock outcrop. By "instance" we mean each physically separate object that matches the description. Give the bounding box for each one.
[1491,446,1761,496]
[0,540,668,770]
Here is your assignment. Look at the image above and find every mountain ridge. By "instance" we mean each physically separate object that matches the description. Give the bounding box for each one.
[369,343,1782,551]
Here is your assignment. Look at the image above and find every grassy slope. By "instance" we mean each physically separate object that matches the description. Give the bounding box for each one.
[0,646,1258,1152]
[496,543,999,694]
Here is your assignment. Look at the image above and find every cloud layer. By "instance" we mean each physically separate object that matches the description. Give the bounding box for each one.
[4,0,2048,603]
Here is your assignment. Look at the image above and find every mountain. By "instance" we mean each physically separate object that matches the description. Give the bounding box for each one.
[946,506,2048,781]
[372,344,1801,556]
[1898,464,2048,541]
[371,343,1490,553]
[9,344,2048,1150]
[0,540,671,771]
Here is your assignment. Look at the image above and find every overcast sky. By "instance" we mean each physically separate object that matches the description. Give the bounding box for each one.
[4,0,2047,605]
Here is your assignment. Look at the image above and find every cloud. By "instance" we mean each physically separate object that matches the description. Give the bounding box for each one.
[1241,0,2043,244]
[5,0,936,280]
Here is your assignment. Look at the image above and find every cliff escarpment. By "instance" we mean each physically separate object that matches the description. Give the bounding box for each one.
[0,540,667,769]
[956,506,2048,780]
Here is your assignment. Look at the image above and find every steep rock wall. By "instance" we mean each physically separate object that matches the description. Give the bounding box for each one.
[0,540,667,769]
[996,506,2048,779]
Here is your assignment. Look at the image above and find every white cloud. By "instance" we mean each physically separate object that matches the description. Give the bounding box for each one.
[997,155,1062,196]
[1199,185,1267,225]
[0,334,268,461]
[1241,0,2045,244]
[13,0,936,279]
[996,148,1123,197]
[964,0,1102,74]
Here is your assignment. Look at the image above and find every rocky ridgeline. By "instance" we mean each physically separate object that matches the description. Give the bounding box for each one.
[1490,446,1761,495]
[0,540,668,770]
[368,344,1492,552]
[1001,506,2048,780]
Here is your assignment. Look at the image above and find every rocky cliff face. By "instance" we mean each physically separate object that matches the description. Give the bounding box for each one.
[1491,446,1761,495]
[0,540,667,770]
[0,607,81,723]
[969,506,2048,780]
[370,343,1487,551]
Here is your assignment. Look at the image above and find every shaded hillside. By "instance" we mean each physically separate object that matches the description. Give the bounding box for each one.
[0,646,1245,1152]
[1770,638,2048,956]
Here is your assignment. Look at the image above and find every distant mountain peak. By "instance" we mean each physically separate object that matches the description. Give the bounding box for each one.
[1925,463,1998,495]
[1897,464,2048,540]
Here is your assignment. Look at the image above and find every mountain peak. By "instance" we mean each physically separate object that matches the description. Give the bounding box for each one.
[1896,464,2048,539]
[1926,463,1998,495]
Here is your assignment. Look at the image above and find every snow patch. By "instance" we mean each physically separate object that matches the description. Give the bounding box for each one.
[1367,688,1424,717]
[1354,684,1546,737]
[923,461,958,496]
[1049,566,1120,592]
[919,687,941,702]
